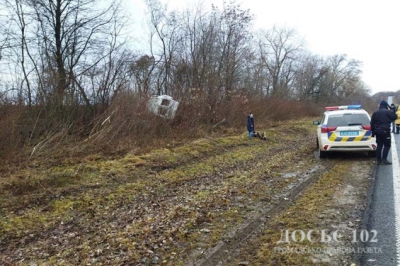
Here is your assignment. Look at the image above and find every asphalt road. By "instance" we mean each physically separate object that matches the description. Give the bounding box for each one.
[359,133,400,266]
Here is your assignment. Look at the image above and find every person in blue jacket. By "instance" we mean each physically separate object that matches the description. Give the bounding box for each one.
[247,113,254,139]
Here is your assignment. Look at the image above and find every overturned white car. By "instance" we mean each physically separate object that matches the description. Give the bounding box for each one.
[147,95,179,119]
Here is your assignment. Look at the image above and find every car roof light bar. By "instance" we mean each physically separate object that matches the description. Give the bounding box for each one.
[325,105,362,111]
[346,105,362,109]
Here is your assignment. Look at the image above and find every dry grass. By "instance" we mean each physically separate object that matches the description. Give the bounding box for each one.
[0,93,322,165]
[0,118,320,265]
[229,160,373,266]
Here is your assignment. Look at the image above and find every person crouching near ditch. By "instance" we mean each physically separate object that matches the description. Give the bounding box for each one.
[247,113,254,139]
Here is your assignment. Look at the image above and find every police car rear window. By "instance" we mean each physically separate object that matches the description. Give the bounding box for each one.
[327,113,370,127]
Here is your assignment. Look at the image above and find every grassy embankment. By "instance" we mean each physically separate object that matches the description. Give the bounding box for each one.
[1,118,321,265]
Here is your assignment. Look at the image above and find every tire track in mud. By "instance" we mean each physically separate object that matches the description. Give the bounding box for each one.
[1,126,323,264]
[0,137,311,256]
[0,140,258,212]
[187,156,338,266]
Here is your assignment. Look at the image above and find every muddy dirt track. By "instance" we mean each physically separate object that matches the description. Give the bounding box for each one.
[0,120,375,265]
[189,153,374,266]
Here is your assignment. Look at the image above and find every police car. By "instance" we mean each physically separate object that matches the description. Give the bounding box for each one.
[313,105,377,158]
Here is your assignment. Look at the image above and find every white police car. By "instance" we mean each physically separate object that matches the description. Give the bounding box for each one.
[313,105,377,158]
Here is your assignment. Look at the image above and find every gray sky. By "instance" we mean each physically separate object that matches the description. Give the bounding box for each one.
[130,0,400,95]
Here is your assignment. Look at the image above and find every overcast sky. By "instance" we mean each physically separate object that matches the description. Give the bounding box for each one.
[129,0,400,95]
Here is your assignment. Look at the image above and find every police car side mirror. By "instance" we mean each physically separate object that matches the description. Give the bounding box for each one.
[313,121,320,125]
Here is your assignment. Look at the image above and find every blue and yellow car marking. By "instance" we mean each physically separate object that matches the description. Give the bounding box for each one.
[328,131,372,142]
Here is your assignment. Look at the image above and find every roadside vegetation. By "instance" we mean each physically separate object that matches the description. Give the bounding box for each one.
[0,0,391,265]
[0,117,374,265]
[0,0,381,163]
[0,118,317,264]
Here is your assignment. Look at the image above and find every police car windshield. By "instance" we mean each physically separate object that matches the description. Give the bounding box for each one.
[327,113,370,127]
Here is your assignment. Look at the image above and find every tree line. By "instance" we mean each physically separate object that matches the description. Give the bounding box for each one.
[0,0,375,158]
[0,0,372,105]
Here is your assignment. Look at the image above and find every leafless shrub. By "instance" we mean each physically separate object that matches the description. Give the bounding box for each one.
[0,105,24,161]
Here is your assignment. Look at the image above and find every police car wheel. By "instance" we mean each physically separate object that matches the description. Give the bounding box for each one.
[367,151,376,157]
[319,150,328,158]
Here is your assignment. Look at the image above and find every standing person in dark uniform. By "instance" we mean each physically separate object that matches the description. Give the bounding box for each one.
[371,100,398,164]
[247,113,254,139]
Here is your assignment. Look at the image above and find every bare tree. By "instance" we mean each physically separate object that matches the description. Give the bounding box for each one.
[24,0,124,107]
[292,53,329,101]
[145,0,183,96]
[319,54,362,100]
[0,0,35,105]
[130,55,156,97]
[258,26,305,96]
[213,2,253,96]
